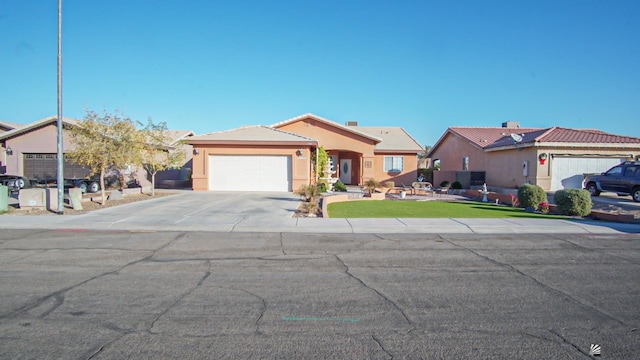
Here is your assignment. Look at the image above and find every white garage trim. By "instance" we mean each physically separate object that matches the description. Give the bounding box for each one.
[208,155,292,192]
[550,157,625,191]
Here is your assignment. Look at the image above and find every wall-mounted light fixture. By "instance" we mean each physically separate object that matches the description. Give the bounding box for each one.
[297,148,304,156]
[5,146,13,156]
[193,148,200,155]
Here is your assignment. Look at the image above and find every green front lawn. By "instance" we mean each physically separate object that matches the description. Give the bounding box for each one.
[327,200,567,219]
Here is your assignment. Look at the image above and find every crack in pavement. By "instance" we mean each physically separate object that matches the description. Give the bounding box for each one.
[148,260,212,332]
[333,254,414,330]
[0,232,188,320]
[548,328,594,358]
[226,287,268,335]
[559,237,640,266]
[441,235,628,327]
[279,233,287,255]
[371,335,393,359]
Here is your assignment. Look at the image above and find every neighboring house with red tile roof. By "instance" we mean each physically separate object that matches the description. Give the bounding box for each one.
[0,116,194,190]
[428,121,640,191]
[187,113,423,192]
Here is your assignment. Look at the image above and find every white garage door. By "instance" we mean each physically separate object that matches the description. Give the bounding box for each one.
[208,155,292,192]
[551,157,624,191]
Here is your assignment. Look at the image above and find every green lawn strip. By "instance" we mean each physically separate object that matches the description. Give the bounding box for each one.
[327,200,568,219]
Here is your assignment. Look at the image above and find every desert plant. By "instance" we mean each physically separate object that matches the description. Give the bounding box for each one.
[364,178,381,195]
[295,184,319,202]
[451,181,462,189]
[303,199,320,217]
[334,180,347,192]
[439,180,450,188]
[384,181,395,189]
[517,184,547,210]
[553,189,592,217]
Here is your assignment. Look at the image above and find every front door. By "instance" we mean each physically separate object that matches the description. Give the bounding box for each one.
[339,159,351,184]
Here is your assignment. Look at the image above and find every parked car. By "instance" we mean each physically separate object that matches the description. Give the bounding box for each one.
[583,161,640,202]
[0,174,31,193]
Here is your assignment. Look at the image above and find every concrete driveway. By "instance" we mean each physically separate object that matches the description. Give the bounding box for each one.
[82,191,303,231]
[589,192,640,211]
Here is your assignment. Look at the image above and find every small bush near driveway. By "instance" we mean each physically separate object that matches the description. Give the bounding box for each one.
[553,189,592,217]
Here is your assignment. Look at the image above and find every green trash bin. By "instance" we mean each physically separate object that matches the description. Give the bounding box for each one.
[0,185,8,212]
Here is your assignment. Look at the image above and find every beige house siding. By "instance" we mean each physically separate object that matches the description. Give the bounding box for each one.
[2,121,192,190]
[431,131,639,190]
[372,152,419,186]
[276,118,377,185]
[2,123,76,176]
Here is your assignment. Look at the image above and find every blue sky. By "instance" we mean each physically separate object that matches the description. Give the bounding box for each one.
[1,0,638,147]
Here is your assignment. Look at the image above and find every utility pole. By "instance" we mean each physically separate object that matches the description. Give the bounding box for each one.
[56,0,64,214]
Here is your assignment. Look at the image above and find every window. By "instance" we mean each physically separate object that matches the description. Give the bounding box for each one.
[384,156,404,172]
[606,166,623,176]
[624,166,638,177]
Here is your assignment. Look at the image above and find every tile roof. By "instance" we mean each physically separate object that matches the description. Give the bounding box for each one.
[0,120,25,131]
[537,127,640,144]
[355,126,423,152]
[164,130,195,145]
[187,125,316,143]
[437,126,640,152]
[272,113,382,143]
[0,116,80,140]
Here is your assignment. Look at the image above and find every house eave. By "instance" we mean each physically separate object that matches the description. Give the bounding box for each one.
[188,140,318,147]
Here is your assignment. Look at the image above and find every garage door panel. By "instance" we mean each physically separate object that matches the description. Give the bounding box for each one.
[209,155,291,192]
[551,157,624,191]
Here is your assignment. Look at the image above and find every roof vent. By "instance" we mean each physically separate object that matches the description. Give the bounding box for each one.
[502,121,520,128]
[345,121,358,126]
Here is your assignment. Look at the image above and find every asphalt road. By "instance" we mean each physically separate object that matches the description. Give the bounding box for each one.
[1,229,638,359]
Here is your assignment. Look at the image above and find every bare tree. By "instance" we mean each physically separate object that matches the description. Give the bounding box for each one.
[66,110,144,205]
[140,118,186,196]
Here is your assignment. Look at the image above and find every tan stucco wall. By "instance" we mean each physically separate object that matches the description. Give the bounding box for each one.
[372,153,419,186]
[276,119,377,185]
[431,133,639,190]
[190,144,310,191]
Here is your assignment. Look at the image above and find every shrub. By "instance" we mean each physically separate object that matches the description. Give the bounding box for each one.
[517,184,547,210]
[317,181,328,193]
[334,180,347,192]
[439,180,450,188]
[364,178,380,195]
[295,184,319,202]
[554,189,592,217]
[451,181,462,189]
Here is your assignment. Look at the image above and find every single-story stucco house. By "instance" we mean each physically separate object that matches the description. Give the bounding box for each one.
[0,116,194,189]
[187,113,424,192]
[428,121,640,191]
